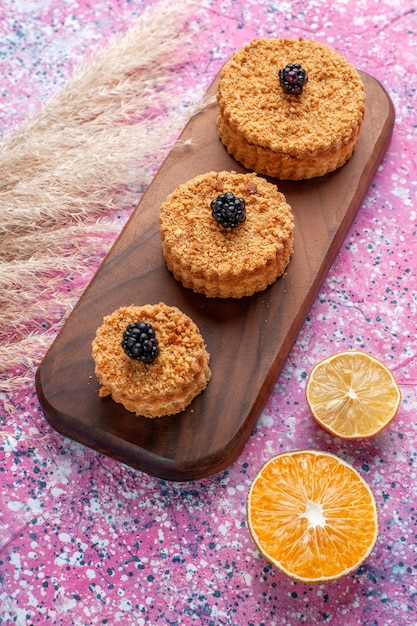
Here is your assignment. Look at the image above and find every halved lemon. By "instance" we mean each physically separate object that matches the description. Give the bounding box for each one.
[247,450,379,583]
[306,350,401,439]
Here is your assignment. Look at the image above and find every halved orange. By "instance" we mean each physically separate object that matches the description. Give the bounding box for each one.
[306,350,401,439]
[247,450,378,583]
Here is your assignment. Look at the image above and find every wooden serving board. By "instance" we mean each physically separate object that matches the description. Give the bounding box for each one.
[36,71,394,481]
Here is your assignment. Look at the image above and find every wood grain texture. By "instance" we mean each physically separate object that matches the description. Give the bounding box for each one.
[36,71,394,481]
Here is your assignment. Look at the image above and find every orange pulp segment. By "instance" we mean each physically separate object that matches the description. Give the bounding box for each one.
[306,350,401,439]
[247,450,379,583]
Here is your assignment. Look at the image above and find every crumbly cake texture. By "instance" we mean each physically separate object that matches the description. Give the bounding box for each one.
[159,170,294,298]
[216,37,366,180]
[92,303,211,418]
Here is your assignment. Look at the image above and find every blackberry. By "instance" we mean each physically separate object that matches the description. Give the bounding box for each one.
[210,192,246,229]
[278,63,308,95]
[121,321,159,364]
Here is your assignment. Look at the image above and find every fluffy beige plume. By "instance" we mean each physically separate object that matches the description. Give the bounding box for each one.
[0,0,202,237]
[1,0,205,393]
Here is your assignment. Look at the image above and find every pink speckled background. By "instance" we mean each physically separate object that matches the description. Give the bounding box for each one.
[1,1,417,624]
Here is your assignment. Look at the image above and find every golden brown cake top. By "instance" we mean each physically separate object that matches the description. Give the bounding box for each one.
[217,37,365,156]
[159,171,294,276]
[92,303,209,399]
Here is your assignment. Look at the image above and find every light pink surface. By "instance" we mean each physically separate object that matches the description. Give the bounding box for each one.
[1,1,417,624]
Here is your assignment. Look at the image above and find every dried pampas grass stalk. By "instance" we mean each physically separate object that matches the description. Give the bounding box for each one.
[0,0,202,237]
[1,0,205,393]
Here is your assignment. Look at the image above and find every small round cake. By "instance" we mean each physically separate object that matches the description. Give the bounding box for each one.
[216,37,366,180]
[159,170,294,298]
[92,303,211,418]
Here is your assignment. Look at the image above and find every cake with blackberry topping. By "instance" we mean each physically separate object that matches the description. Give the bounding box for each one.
[159,170,294,298]
[92,303,211,418]
[216,37,365,180]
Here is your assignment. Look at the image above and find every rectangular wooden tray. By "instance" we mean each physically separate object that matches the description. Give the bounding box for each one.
[36,71,394,481]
